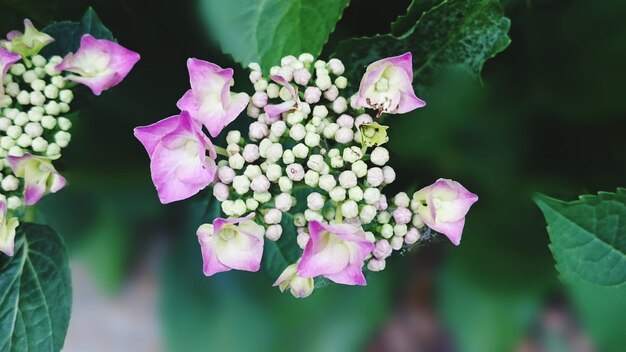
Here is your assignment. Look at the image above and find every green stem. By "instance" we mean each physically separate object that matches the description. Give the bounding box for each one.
[334,203,343,223]
[214,145,229,157]
[24,206,36,222]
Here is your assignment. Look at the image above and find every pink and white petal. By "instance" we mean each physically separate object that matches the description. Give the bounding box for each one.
[264,100,295,120]
[23,183,46,206]
[324,263,367,286]
[48,172,67,193]
[212,214,255,233]
[298,235,350,278]
[270,75,297,99]
[133,114,182,156]
[66,72,119,96]
[197,227,231,276]
[432,218,466,246]
[214,232,263,272]
[150,143,210,203]
[382,52,414,79]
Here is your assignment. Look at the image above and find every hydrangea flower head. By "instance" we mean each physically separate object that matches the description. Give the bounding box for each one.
[7,154,67,206]
[0,19,54,61]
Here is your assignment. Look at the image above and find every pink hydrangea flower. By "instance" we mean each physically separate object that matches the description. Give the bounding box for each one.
[56,34,140,96]
[356,52,425,116]
[274,262,315,298]
[0,199,19,256]
[177,58,249,137]
[264,75,299,121]
[298,221,374,286]
[7,154,67,206]
[0,48,20,96]
[197,214,265,276]
[134,111,217,204]
[413,178,478,245]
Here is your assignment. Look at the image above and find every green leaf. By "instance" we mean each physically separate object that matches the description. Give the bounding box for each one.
[390,0,443,38]
[199,0,350,71]
[334,0,511,91]
[535,189,626,351]
[0,223,72,352]
[40,7,114,58]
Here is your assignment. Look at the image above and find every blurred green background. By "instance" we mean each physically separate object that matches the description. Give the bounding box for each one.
[1,0,625,351]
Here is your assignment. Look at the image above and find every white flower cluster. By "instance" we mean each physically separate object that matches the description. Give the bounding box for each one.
[0,54,74,213]
[213,54,425,272]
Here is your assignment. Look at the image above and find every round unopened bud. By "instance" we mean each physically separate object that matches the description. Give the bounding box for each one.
[243,144,260,163]
[367,167,384,187]
[266,143,284,163]
[318,174,337,192]
[335,76,348,89]
[259,138,272,157]
[355,114,373,127]
[292,143,309,159]
[7,196,22,210]
[394,192,410,208]
[289,124,306,141]
[412,214,425,228]
[275,193,293,211]
[394,224,408,237]
[342,146,363,164]
[307,192,324,211]
[266,163,282,182]
[1,175,19,191]
[315,75,332,90]
[246,198,259,211]
[226,130,241,144]
[228,153,245,170]
[54,131,71,148]
[270,120,287,137]
[337,114,354,129]
[371,147,390,166]
[332,97,347,114]
[306,154,324,172]
[31,137,48,152]
[282,149,295,164]
[377,211,391,224]
[293,68,311,85]
[348,187,363,202]
[330,155,343,168]
[327,58,345,75]
[383,166,396,184]
[359,205,377,224]
[305,209,323,222]
[286,163,305,181]
[304,87,321,104]
[341,200,359,218]
[278,176,293,192]
[373,240,392,259]
[41,115,56,129]
[381,224,394,239]
[376,194,388,211]
[390,236,404,250]
[393,207,412,225]
[243,165,262,179]
[213,182,229,201]
[304,170,319,187]
[338,171,357,189]
[264,208,282,225]
[351,160,368,178]
[334,127,353,144]
[297,231,310,249]
[249,122,269,140]
[329,187,346,202]
[252,92,268,108]
[24,122,43,138]
[254,191,272,203]
[249,70,262,83]
[323,85,339,101]
[250,175,270,193]
[322,123,339,139]
[231,199,246,216]
[232,175,251,194]
[266,224,283,241]
[405,228,421,244]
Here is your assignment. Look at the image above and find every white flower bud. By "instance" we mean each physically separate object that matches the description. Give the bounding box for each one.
[266,224,283,241]
[10,63,25,76]
[371,147,390,166]
[338,171,357,189]
[254,78,268,92]
[281,149,295,165]
[304,132,320,148]
[7,125,21,139]
[58,89,73,104]
[213,182,229,201]
[249,70,262,83]
[16,134,32,148]
[311,105,327,119]
[224,130,241,145]
[327,58,345,75]
[405,228,421,244]
[292,143,309,159]
[363,188,381,205]
[266,83,279,98]
[329,187,346,202]
[243,165,262,179]
[359,205,377,224]
[14,112,29,126]
[228,153,245,170]
[264,208,282,225]
[221,200,234,215]
[226,143,240,156]
[242,144,260,163]
[278,176,293,192]
[265,163,282,182]
[351,160,368,178]
[318,174,336,192]
[355,114,373,127]
[232,175,251,194]
[341,200,359,219]
[270,120,287,137]
[44,101,61,115]
[323,85,338,101]
[332,97,347,114]
[307,192,324,211]
[297,231,310,249]
[320,123,337,140]
[275,193,293,211]
[31,137,48,152]
[412,214,425,229]
[381,224,394,239]
[373,240,392,259]
[377,211,391,224]
[1,175,20,191]
[7,196,22,210]
[343,147,363,164]
[367,167,384,187]
[266,143,284,163]
[8,145,22,157]
[315,75,332,90]
[41,115,56,129]
[250,175,270,193]
[289,123,306,141]
[367,258,386,272]
[232,199,247,216]
[54,131,71,148]
[304,209,323,222]
[394,224,408,237]
[394,192,410,208]
[336,114,354,129]
[390,236,404,250]
[246,198,259,211]
[259,138,272,157]
[348,187,363,202]
[301,170,317,187]
[286,163,305,181]
[305,154,323,172]
[249,121,269,140]
[254,191,272,203]
[383,166,396,184]
[23,70,38,83]
[334,127,353,144]
[24,121,43,138]
[293,68,311,85]
[335,76,348,89]
[304,86,321,104]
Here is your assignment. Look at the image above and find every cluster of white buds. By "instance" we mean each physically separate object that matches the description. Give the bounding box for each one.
[0,54,74,216]
[212,54,428,273]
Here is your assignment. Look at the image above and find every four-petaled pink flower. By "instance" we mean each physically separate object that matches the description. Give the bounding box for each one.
[0,48,20,96]
[413,178,478,246]
[56,34,140,96]
[356,52,425,117]
[7,154,67,206]
[197,214,265,276]
[134,111,217,204]
[177,58,249,138]
[264,75,299,122]
[0,199,19,256]
[298,220,374,286]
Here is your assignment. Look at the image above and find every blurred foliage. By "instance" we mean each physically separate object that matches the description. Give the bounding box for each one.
[536,190,626,352]
[0,0,625,351]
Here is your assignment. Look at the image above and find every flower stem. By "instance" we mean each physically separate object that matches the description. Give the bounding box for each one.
[214,145,229,157]
[334,203,343,223]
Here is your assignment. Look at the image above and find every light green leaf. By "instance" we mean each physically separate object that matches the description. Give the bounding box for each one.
[199,0,350,71]
[535,189,626,351]
[41,7,114,58]
[0,223,72,352]
[334,0,511,91]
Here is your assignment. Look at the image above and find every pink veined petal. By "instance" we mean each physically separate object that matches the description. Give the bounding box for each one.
[133,114,183,156]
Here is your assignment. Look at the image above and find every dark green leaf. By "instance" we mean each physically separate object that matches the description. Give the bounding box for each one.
[390,0,443,38]
[261,212,301,280]
[535,189,626,351]
[41,7,114,58]
[0,223,71,352]
[199,0,350,71]
[334,0,511,91]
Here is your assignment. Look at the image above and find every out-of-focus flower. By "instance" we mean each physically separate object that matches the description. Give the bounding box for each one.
[0,48,20,96]
[56,34,140,96]
[264,75,299,121]
[177,58,249,137]
[1,19,54,61]
[134,111,216,204]
[413,178,478,245]
[356,52,425,116]
[0,199,19,256]
[298,220,373,286]
[274,262,314,298]
[359,122,389,147]
[7,154,66,206]
[197,214,265,276]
